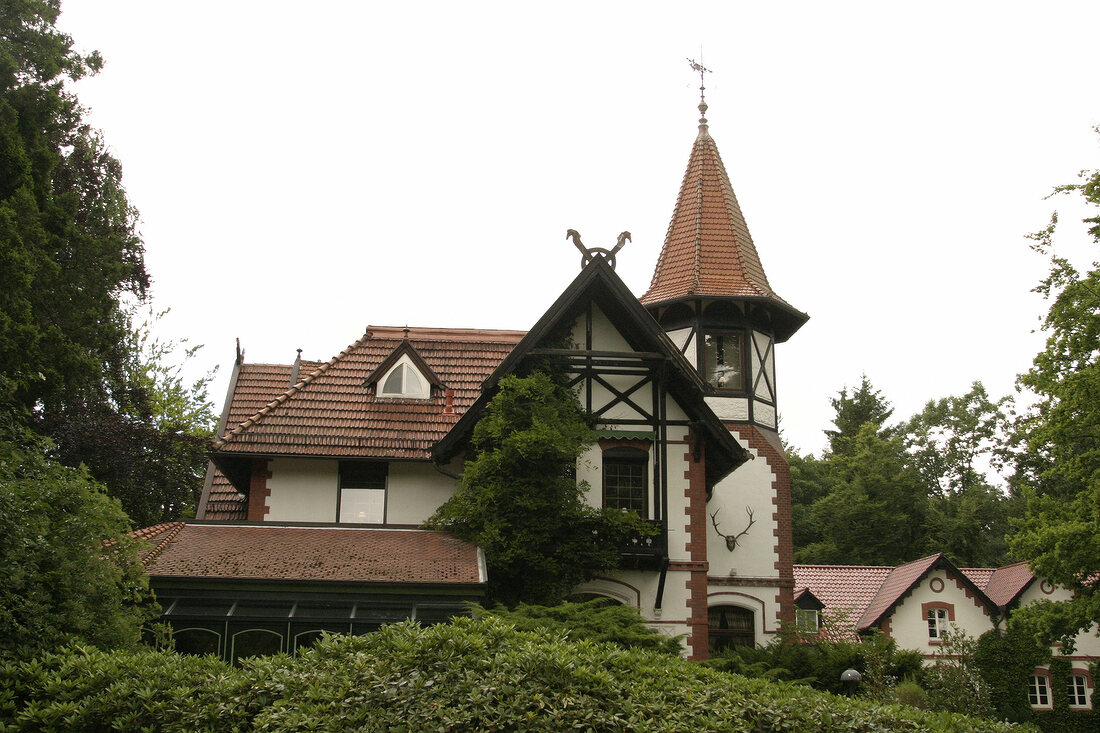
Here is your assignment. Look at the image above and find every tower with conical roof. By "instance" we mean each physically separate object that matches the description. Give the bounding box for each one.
[641,68,808,646]
[642,76,807,433]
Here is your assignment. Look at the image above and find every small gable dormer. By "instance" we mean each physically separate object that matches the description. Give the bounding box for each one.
[366,340,444,400]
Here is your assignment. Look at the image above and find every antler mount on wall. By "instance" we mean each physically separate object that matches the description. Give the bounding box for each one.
[710,506,756,552]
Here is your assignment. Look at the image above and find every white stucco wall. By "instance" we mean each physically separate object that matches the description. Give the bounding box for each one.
[266,458,339,522]
[385,462,457,524]
[573,568,694,650]
[570,304,634,352]
[704,395,749,421]
[706,441,777,579]
[888,569,994,654]
[666,328,695,363]
[265,458,456,525]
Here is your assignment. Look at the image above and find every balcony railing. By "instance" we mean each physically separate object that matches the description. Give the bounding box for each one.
[619,519,666,568]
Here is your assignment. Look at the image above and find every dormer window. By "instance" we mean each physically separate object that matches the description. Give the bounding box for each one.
[378,356,430,399]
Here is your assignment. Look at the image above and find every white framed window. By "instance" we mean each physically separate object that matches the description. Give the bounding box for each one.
[1067,674,1090,708]
[927,607,949,640]
[378,356,429,399]
[1029,674,1051,708]
[795,608,820,633]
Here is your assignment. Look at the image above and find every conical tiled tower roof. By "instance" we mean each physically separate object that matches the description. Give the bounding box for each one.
[641,108,807,341]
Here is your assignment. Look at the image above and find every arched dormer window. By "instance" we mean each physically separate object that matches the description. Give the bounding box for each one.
[378,355,430,399]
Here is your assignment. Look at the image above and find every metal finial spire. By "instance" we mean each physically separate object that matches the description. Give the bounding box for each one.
[687,57,711,129]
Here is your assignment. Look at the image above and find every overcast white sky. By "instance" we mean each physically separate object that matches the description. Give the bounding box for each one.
[57,1,1099,455]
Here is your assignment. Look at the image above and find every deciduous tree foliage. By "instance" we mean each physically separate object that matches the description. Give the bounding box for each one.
[1010,142,1100,647]
[0,2,214,523]
[904,382,1015,567]
[792,377,1016,567]
[0,413,156,659]
[426,372,644,607]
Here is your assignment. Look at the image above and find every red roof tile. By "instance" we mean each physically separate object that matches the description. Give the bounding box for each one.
[213,326,525,460]
[858,554,942,629]
[981,561,1035,607]
[144,523,484,585]
[641,125,789,309]
[793,564,893,626]
[203,362,314,520]
[128,521,186,566]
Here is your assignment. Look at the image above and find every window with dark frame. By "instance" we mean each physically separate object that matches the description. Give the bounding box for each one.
[602,447,647,514]
[338,461,388,524]
[708,605,754,653]
[702,332,744,391]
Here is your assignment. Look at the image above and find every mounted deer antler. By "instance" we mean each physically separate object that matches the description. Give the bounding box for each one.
[710,506,756,551]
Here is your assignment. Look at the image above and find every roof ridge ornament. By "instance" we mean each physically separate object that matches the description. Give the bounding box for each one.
[687,57,711,132]
[566,229,631,270]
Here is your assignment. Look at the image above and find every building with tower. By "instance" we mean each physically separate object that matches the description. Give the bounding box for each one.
[132,89,804,662]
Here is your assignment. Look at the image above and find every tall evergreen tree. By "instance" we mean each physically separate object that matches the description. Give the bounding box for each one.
[796,422,928,565]
[0,2,214,523]
[824,374,894,456]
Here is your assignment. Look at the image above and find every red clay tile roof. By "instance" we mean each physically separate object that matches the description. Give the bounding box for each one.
[204,362,316,520]
[960,567,996,590]
[143,523,485,585]
[130,521,186,566]
[981,561,1035,607]
[796,556,1026,634]
[641,125,785,308]
[213,326,524,460]
[793,564,894,626]
[858,554,943,629]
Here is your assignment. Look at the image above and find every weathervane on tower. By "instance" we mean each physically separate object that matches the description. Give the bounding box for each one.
[687,57,711,128]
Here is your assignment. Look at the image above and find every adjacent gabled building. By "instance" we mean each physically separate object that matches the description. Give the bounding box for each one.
[141,91,810,661]
[794,556,1099,712]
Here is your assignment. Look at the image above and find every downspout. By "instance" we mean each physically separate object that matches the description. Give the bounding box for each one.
[655,554,670,611]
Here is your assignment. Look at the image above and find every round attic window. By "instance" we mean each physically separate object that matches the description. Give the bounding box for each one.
[929,578,944,593]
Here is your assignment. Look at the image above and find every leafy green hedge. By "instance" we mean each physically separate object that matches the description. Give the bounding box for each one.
[1,617,1029,732]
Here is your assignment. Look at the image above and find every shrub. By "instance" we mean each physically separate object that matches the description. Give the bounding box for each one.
[0,618,1029,732]
[921,627,992,717]
[895,679,929,709]
[473,598,683,654]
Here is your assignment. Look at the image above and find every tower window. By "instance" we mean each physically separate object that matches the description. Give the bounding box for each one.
[702,332,743,391]
[603,447,647,514]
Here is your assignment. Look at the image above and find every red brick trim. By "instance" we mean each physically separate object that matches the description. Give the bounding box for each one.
[726,424,794,628]
[879,616,893,639]
[246,459,272,521]
[683,429,710,660]
[950,572,992,615]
